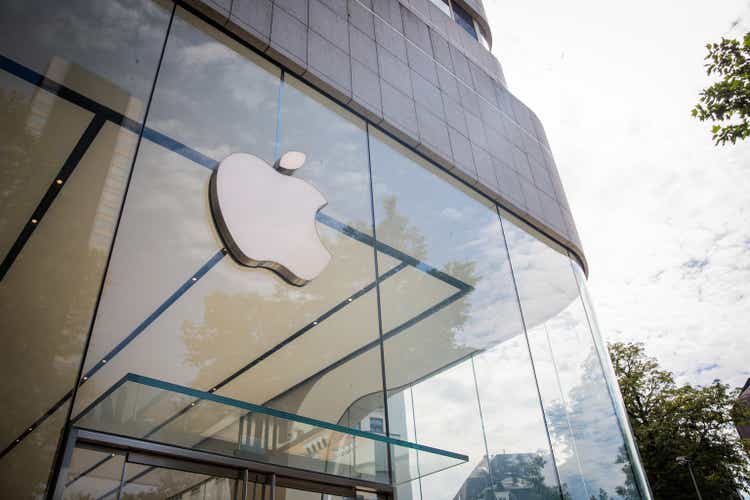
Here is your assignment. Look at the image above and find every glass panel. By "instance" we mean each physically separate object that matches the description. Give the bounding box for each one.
[73,374,467,484]
[120,461,241,500]
[0,0,172,121]
[0,1,171,495]
[63,447,125,500]
[571,262,650,499]
[73,10,387,452]
[278,75,373,234]
[501,214,643,500]
[368,129,554,499]
[473,341,562,498]
[143,7,280,164]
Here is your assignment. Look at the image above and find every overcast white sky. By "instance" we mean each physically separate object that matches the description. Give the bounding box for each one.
[484,0,750,389]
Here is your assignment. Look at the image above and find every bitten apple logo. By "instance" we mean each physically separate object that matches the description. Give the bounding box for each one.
[209,152,331,286]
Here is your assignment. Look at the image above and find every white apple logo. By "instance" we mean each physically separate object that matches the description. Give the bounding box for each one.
[209,152,331,286]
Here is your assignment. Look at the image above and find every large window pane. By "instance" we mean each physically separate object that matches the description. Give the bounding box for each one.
[369,129,556,499]
[72,8,384,480]
[501,214,642,499]
[473,339,562,499]
[571,262,651,499]
[0,0,172,121]
[0,1,171,495]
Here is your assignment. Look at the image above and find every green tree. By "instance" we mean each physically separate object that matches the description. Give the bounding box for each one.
[609,342,750,499]
[692,32,750,145]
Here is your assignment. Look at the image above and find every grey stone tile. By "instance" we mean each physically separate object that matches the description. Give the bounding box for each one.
[349,25,378,72]
[485,127,513,162]
[479,102,503,135]
[372,0,403,31]
[472,145,498,193]
[444,20,466,52]
[494,157,526,209]
[307,30,352,103]
[459,82,480,116]
[529,109,548,145]
[426,1,450,33]
[351,58,382,122]
[274,0,307,23]
[406,0,429,17]
[504,115,525,150]
[478,47,499,78]
[495,60,508,87]
[415,102,452,163]
[411,69,443,119]
[348,0,374,38]
[562,209,581,247]
[381,78,419,145]
[494,82,513,117]
[449,45,472,86]
[522,132,544,166]
[268,4,307,72]
[550,168,571,211]
[461,32,485,68]
[510,94,532,131]
[539,192,566,234]
[406,43,437,85]
[528,154,555,197]
[378,47,412,97]
[374,17,407,62]
[429,28,453,72]
[511,145,533,181]
[229,0,273,49]
[468,61,495,104]
[442,93,467,137]
[191,0,231,23]
[545,153,560,178]
[309,0,349,52]
[318,0,347,16]
[520,177,544,220]
[464,110,487,149]
[448,126,476,184]
[436,66,460,102]
[401,6,432,54]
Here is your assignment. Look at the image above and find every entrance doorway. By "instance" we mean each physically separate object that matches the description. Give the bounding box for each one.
[52,429,390,500]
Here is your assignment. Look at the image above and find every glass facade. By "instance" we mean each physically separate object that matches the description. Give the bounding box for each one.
[0,1,649,499]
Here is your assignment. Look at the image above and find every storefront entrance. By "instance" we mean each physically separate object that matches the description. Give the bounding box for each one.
[53,428,389,500]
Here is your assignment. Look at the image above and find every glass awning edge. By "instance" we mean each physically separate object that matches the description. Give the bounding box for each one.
[73,373,468,484]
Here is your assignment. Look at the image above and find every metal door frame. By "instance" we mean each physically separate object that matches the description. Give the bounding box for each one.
[52,428,393,500]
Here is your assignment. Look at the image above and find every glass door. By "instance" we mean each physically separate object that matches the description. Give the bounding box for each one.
[119,453,247,500]
[57,439,386,500]
[61,443,252,500]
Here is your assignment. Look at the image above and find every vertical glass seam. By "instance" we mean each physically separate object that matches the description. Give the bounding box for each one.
[496,210,565,500]
[470,355,496,493]
[543,323,592,499]
[364,122,393,485]
[45,4,178,498]
[409,385,424,500]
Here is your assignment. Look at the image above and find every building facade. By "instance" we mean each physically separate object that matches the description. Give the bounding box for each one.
[0,0,652,498]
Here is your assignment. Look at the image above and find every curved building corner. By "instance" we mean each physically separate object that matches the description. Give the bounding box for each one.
[0,0,650,499]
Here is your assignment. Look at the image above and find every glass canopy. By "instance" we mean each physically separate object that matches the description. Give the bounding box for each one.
[73,374,468,485]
